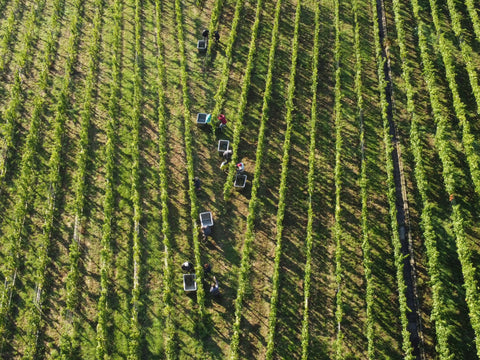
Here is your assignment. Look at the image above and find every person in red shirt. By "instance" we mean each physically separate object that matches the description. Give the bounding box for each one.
[236,162,245,173]
[218,114,227,129]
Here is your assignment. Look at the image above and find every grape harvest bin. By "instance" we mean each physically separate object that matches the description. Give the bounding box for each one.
[234,174,247,189]
[197,40,207,52]
[197,113,211,125]
[218,140,229,153]
[199,212,213,227]
[183,274,197,292]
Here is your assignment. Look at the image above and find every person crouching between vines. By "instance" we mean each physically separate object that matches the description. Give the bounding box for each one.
[220,149,232,170]
[210,276,220,296]
[201,225,212,241]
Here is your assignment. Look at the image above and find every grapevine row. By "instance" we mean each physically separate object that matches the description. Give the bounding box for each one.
[223,0,264,200]
[60,0,104,356]
[393,0,458,359]
[0,71,23,183]
[333,0,345,355]
[407,1,456,357]
[174,0,206,320]
[0,0,11,19]
[206,0,224,58]
[13,0,47,71]
[18,0,68,356]
[300,0,320,357]
[370,0,414,357]
[444,0,480,113]
[127,0,143,356]
[264,0,301,358]
[391,0,460,357]
[153,0,176,356]
[0,0,46,183]
[228,0,282,357]
[0,0,68,347]
[0,0,50,183]
[211,0,244,118]
[352,0,374,356]
[408,0,480,356]
[95,0,122,357]
[465,0,480,42]
[426,0,480,200]
[0,73,42,352]
[0,0,26,71]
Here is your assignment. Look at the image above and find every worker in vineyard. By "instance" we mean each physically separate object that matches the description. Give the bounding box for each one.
[201,225,212,241]
[202,29,209,40]
[220,149,233,169]
[236,162,245,173]
[213,30,220,43]
[204,263,212,276]
[194,177,201,191]
[218,114,227,130]
[210,276,220,296]
[181,261,194,272]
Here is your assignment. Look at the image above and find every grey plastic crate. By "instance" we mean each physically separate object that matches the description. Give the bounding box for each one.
[183,274,197,291]
[218,140,229,152]
[199,212,213,227]
[234,174,247,189]
[197,40,207,52]
[197,113,211,125]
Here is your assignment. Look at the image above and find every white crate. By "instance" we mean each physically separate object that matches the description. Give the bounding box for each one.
[197,40,207,51]
[196,113,211,125]
[234,174,247,189]
[183,274,197,291]
[199,212,213,227]
[218,140,229,152]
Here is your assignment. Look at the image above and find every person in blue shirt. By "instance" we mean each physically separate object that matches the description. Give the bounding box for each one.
[201,225,212,241]
[210,276,219,296]
[194,177,201,191]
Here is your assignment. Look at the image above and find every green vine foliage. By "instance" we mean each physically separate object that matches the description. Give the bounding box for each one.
[464,0,480,42]
[388,0,455,355]
[300,0,320,358]
[127,0,143,357]
[206,0,224,59]
[333,0,345,356]
[223,0,264,200]
[370,0,414,357]
[0,0,76,352]
[228,0,282,358]
[95,0,122,358]
[425,0,480,200]
[0,0,25,71]
[351,0,374,357]
[153,0,175,356]
[406,0,480,356]
[18,1,67,353]
[211,0,244,119]
[61,0,104,356]
[174,0,206,325]
[265,0,301,358]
